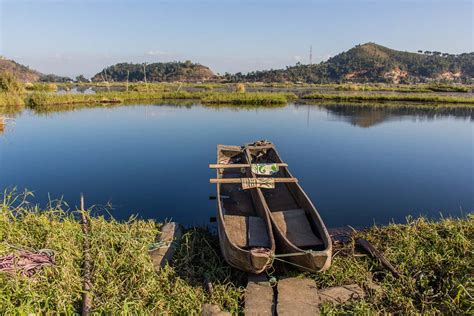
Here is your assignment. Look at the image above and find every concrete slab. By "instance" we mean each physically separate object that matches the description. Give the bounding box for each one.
[244,274,274,315]
[149,222,182,271]
[319,284,365,304]
[277,277,319,316]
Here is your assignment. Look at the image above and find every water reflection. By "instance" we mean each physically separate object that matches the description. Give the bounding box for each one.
[300,104,473,128]
[0,103,472,227]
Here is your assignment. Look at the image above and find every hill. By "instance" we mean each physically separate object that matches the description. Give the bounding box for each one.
[226,43,474,83]
[92,61,216,82]
[0,56,42,82]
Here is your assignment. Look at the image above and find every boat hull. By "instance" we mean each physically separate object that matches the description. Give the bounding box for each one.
[215,145,275,274]
[245,142,332,272]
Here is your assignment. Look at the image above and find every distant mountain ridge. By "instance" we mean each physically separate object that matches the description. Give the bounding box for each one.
[1,43,473,83]
[227,43,473,83]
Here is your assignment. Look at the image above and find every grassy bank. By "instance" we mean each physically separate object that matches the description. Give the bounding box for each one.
[0,192,243,314]
[0,93,24,108]
[201,92,296,105]
[333,83,471,93]
[303,92,474,105]
[302,100,474,111]
[0,193,471,314]
[25,91,296,109]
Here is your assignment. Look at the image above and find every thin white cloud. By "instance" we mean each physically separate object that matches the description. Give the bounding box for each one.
[293,55,303,61]
[145,50,171,56]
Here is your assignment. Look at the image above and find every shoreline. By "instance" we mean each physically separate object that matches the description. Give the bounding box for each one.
[1,91,473,115]
[2,81,474,112]
[0,195,471,314]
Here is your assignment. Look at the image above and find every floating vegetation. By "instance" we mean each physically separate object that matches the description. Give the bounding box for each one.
[303,92,474,105]
[201,92,297,105]
[25,91,297,108]
[24,83,58,92]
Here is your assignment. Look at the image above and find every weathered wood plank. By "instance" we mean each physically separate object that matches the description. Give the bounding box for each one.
[148,222,182,271]
[244,274,274,316]
[209,163,288,169]
[210,178,298,184]
[277,277,319,316]
[356,238,401,278]
[272,209,323,247]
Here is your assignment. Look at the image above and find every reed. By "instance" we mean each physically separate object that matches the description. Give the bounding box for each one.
[0,93,25,107]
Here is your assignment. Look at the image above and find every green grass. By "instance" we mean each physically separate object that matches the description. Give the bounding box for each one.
[201,92,297,105]
[0,191,243,314]
[25,91,297,109]
[317,216,473,314]
[303,92,474,105]
[24,83,58,92]
[333,83,471,93]
[25,91,198,109]
[303,100,474,111]
[0,93,25,108]
[0,190,471,314]
[0,82,472,113]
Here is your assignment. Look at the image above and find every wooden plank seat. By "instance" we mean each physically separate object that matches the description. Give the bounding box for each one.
[272,209,323,248]
[224,215,271,248]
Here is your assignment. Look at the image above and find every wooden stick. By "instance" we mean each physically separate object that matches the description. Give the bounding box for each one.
[209,163,288,169]
[356,238,401,278]
[210,178,297,184]
[80,194,93,316]
[143,63,148,93]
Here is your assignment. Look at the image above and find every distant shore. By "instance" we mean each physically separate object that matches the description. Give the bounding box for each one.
[1,82,474,114]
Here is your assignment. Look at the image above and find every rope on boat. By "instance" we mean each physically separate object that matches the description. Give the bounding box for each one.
[266,250,315,271]
[272,250,314,258]
[272,257,313,271]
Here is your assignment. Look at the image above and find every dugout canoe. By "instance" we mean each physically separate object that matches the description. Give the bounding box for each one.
[244,141,332,272]
[211,145,276,274]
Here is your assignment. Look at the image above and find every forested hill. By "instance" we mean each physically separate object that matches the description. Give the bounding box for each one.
[0,57,42,82]
[224,43,474,83]
[91,61,216,82]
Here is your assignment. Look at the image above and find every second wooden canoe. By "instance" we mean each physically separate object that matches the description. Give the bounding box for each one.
[244,141,332,272]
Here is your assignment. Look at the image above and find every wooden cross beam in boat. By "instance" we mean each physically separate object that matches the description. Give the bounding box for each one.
[209,163,288,169]
[209,178,298,184]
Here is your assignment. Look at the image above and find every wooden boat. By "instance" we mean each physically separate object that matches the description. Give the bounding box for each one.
[210,145,276,274]
[244,141,332,272]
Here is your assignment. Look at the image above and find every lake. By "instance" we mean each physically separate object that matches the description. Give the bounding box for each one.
[0,103,472,227]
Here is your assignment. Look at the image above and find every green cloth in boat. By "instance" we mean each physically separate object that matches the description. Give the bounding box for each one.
[241,178,275,190]
[251,163,279,175]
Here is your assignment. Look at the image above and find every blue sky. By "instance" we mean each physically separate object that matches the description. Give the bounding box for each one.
[0,0,472,77]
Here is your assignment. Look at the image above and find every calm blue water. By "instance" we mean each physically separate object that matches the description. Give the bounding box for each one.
[0,103,472,227]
